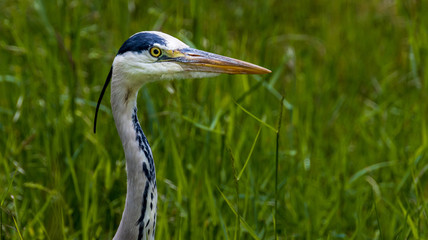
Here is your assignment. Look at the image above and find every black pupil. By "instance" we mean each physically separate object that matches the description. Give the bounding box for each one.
[153,49,159,55]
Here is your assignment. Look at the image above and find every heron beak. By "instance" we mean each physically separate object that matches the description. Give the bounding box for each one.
[161,48,271,74]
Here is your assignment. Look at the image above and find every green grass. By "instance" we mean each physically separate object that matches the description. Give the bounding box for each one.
[1,0,427,239]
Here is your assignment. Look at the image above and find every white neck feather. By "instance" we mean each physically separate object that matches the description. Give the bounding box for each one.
[111,72,157,240]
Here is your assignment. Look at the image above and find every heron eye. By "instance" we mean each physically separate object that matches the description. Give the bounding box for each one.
[150,47,162,57]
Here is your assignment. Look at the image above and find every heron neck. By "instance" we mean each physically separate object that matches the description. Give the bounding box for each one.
[111,82,157,240]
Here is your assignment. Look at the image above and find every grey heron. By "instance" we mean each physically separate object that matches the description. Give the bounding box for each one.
[94,31,270,240]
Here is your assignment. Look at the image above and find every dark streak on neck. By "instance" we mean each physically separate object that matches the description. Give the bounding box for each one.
[137,183,150,239]
[131,107,156,180]
[131,107,157,240]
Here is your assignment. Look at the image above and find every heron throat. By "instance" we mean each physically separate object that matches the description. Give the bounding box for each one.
[111,79,158,240]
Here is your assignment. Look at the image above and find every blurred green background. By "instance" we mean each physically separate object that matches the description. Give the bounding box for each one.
[1,0,427,239]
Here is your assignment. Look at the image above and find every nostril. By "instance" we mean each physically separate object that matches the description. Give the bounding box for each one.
[187,53,201,57]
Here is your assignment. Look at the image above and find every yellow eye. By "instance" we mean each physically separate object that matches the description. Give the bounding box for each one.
[150,47,162,57]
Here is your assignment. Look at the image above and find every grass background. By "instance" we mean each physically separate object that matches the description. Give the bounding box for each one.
[1,0,427,239]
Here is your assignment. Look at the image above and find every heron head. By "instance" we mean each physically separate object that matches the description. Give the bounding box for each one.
[112,31,271,83]
[94,31,271,133]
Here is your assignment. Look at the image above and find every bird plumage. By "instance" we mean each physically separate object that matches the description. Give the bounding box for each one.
[94,31,270,240]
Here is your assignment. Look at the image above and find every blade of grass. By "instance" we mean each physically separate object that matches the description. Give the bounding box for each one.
[237,126,262,180]
[348,161,395,186]
[12,215,23,240]
[217,187,260,240]
[227,147,240,240]
[204,172,229,239]
[182,115,224,135]
[252,75,293,110]
[209,107,224,130]
[275,96,284,239]
[170,138,187,203]
[398,199,419,239]
[233,100,277,133]
[11,193,23,240]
